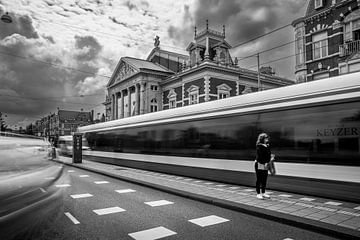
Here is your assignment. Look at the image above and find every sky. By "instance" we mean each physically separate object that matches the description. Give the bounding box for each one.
[0,0,307,128]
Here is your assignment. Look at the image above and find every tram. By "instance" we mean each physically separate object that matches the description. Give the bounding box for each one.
[78,72,360,202]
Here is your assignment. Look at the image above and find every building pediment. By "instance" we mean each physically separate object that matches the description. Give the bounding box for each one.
[107,58,139,87]
[216,83,232,92]
[167,89,177,99]
[187,85,199,93]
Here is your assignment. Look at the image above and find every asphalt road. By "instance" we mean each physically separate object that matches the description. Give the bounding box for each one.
[41,166,341,240]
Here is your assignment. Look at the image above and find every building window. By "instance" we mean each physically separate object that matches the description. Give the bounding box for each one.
[216,84,232,100]
[314,0,323,9]
[312,32,328,60]
[187,85,200,105]
[151,85,158,91]
[169,99,176,109]
[150,98,158,112]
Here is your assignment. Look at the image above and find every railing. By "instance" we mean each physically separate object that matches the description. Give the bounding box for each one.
[339,39,360,57]
[0,131,44,140]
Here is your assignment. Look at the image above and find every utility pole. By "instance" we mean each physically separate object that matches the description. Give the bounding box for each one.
[257,53,261,91]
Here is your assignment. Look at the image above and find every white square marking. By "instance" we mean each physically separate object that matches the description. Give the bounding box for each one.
[324,201,342,206]
[94,181,109,184]
[279,194,292,198]
[79,175,89,178]
[300,197,315,201]
[354,206,360,210]
[128,226,176,240]
[64,212,80,224]
[145,200,174,207]
[68,170,75,173]
[55,184,71,188]
[243,189,255,192]
[189,215,229,227]
[115,189,136,193]
[71,193,93,199]
[93,206,126,215]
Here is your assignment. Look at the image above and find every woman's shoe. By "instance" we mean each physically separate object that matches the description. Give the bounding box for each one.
[262,193,270,198]
[256,194,264,199]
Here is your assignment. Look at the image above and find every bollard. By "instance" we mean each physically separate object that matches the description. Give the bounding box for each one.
[72,133,82,163]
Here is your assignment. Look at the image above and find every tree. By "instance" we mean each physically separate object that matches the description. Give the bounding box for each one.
[0,112,7,132]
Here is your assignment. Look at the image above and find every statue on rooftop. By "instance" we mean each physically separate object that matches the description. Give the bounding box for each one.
[154,35,160,48]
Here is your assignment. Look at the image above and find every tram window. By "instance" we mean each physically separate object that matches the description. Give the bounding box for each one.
[339,138,359,152]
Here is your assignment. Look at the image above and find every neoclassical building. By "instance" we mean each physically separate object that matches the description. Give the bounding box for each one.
[104,22,293,120]
[292,0,360,83]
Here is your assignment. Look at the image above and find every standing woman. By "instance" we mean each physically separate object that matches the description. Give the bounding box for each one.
[255,133,272,199]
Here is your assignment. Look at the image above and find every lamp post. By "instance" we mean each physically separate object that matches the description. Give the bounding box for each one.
[1,12,12,23]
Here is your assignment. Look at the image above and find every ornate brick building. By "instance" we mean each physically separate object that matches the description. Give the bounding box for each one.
[292,0,360,83]
[105,22,293,120]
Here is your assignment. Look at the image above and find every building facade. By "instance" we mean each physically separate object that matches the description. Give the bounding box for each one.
[292,0,360,83]
[32,109,92,144]
[105,22,294,120]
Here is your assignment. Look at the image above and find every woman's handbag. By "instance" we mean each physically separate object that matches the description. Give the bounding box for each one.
[268,160,276,175]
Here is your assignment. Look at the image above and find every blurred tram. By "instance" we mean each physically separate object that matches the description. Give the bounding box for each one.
[58,135,89,156]
[78,73,360,203]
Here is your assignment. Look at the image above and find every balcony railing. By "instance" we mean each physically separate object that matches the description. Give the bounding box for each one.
[339,40,360,57]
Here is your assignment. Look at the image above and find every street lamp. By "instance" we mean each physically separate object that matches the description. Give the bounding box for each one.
[1,12,12,23]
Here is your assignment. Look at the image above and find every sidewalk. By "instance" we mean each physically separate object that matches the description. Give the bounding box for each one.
[55,156,360,239]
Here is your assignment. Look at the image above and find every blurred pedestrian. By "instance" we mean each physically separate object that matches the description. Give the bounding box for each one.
[254,133,273,199]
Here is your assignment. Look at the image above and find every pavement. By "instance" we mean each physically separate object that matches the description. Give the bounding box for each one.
[54,155,360,240]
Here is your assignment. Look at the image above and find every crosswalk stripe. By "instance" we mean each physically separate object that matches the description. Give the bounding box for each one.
[93,206,126,215]
[68,170,75,173]
[70,193,93,199]
[65,212,80,224]
[128,226,176,240]
[55,184,71,188]
[279,194,292,198]
[189,215,229,227]
[324,201,342,206]
[300,197,315,201]
[79,175,89,178]
[144,200,174,207]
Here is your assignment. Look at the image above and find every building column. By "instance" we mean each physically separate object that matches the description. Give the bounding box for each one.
[115,92,119,119]
[135,84,140,115]
[112,94,115,120]
[204,76,210,102]
[120,90,124,119]
[140,83,145,114]
[127,87,131,117]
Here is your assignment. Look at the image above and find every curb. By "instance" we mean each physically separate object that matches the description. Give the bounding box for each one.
[56,159,360,240]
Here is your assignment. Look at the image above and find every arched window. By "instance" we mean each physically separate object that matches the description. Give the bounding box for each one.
[150,98,158,112]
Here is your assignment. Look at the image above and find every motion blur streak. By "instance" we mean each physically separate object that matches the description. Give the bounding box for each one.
[0,133,67,240]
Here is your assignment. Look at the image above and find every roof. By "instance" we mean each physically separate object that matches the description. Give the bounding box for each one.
[123,57,173,72]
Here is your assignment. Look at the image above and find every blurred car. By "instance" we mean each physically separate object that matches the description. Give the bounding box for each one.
[0,133,68,240]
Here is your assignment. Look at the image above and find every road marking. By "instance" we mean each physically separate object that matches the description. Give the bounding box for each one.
[128,226,176,240]
[39,188,46,193]
[354,206,360,210]
[189,215,229,227]
[283,238,294,240]
[324,201,342,206]
[215,184,226,187]
[300,197,315,201]
[93,206,126,215]
[145,200,174,207]
[229,187,240,189]
[278,194,292,198]
[68,170,75,173]
[94,181,109,184]
[45,177,55,180]
[71,193,93,199]
[55,184,71,188]
[194,180,202,183]
[204,182,213,185]
[79,175,89,178]
[243,189,255,192]
[65,212,80,224]
[115,189,136,193]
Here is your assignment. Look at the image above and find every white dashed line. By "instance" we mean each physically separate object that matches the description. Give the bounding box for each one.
[128,226,176,240]
[144,200,174,207]
[115,189,136,193]
[79,175,89,178]
[65,212,80,224]
[70,193,93,199]
[189,215,229,227]
[45,177,55,180]
[93,206,126,215]
[94,181,109,184]
[67,170,75,173]
[243,189,255,192]
[229,187,240,189]
[55,184,71,188]
[278,194,292,198]
[324,201,342,206]
[300,197,315,201]
[39,188,46,193]
[215,184,226,187]
[354,206,360,210]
